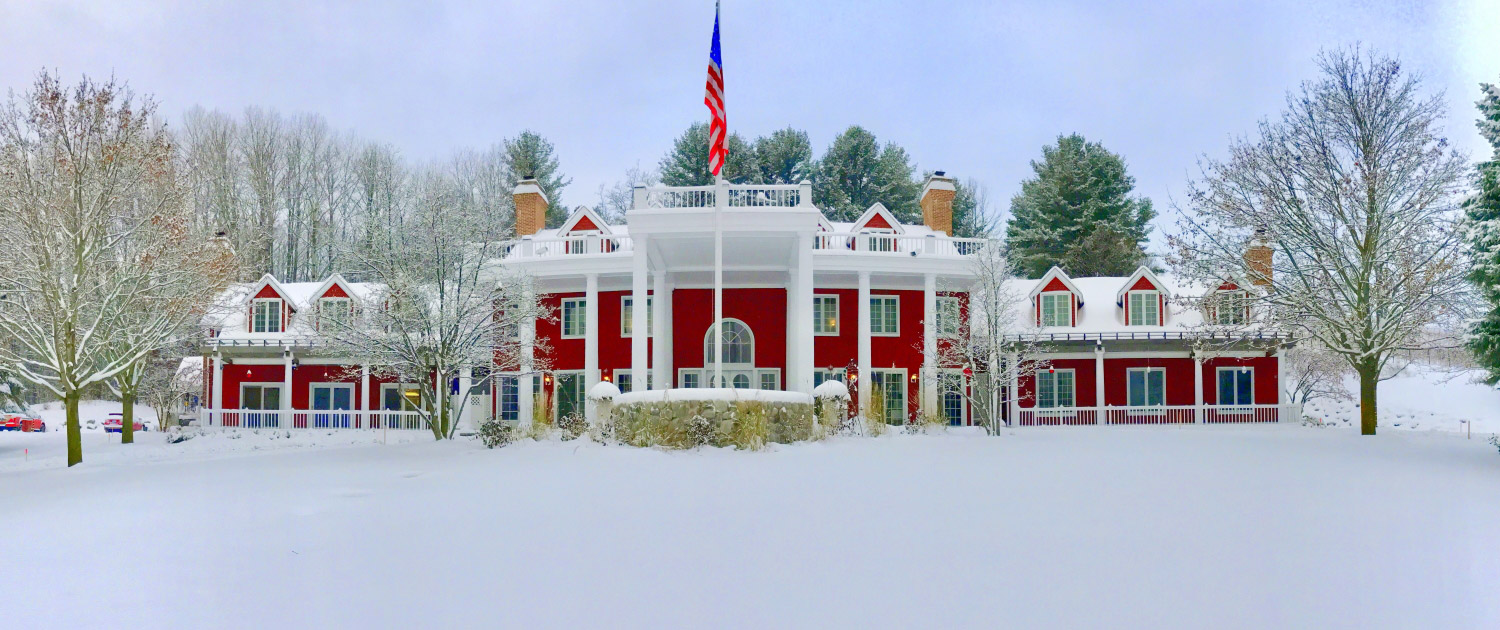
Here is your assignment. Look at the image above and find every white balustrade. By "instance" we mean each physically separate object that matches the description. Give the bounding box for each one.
[204,409,430,431]
[1016,404,1284,427]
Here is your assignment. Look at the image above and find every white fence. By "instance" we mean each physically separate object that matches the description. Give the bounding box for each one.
[813,232,987,257]
[1017,404,1285,427]
[203,410,430,431]
[635,183,809,209]
[500,234,633,260]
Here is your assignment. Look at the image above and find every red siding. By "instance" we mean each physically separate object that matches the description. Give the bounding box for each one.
[253,285,282,299]
[321,283,349,299]
[1202,356,1279,405]
[570,216,600,232]
[671,288,787,374]
[218,364,284,408]
[536,292,585,371]
[1128,276,1157,291]
[1102,357,1196,406]
[598,290,653,380]
[1017,359,1097,408]
[860,213,893,230]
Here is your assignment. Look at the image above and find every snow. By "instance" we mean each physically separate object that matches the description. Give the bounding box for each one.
[587,380,621,400]
[1,425,1495,629]
[614,387,814,406]
[1304,364,1500,433]
[205,275,381,339]
[1013,274,1223,333]
[814,379,851,399]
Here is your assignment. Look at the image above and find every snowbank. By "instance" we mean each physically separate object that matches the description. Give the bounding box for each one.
[1304,364,1500,434]
[813,379,850,399]
[614,387,813,406]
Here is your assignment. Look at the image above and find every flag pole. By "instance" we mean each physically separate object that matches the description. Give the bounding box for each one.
[714,174,724,388]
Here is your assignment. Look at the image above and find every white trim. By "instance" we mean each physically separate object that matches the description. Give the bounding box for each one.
[1027,266,1083,302]
[560,297,587,339]
[677,368,703,389]
[238,382,285,410]
[936,367,968,426]
[1035,368,1076,409]
[250,298,284,333]
[308,273,359,307]
[1115,266,1172,302]
[703,318,756,367]
[557,205,614,235]
[379,383,423,411]
[1127,290,1161,326]
[935,295,961,338]
[315,297,353,332]
[851,202,906,234]
[1215,366,1256,406]
[869,367,909,424]
[551,369,587,420]
[1038,292,1072,327]
[308,382,355,410]
[813,294,840,336]
[1125,367,1166,408]
[1212,289,1250,325]
[621,295,652,338]
[870,294,900,336]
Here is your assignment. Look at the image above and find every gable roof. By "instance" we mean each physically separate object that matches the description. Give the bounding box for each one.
[1027,266,1084,305]
[1115,266,1172,304]
[247,273,295,311]
[310,273,356,302]
[558,205,612,235]
[852,203,905,234]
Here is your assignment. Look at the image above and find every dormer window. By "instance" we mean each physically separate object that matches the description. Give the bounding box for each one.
[1214,290,1248,325]
[319,298,352,331]
[1127,291,1160,326]
[251,299,282,333]
[1039,293,1071,327]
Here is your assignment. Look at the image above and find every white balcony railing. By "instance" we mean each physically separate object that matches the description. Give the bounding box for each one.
[500,234,634,260]
[813,232,989,257]
[1016,404,1286,427]
[201,409,430,431]
[633,182,812,210]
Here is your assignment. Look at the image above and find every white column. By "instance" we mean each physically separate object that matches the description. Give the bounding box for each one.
[360,364,370,428]
[922,273,937,417]
[1276,346,1289,422]
[518,284,536,429]
[652,269,669,390]
[457,368,474,433]
[584,273,600,421]
[1007,352,1020,427]
[795,231,815,393]
[786,263,799,392]
[1095,343,1106,416]
[282,349,293,428]
[1193,355,1204,424]
[632,236,650,391]
[211,352,223,426]
[857,271,872,416]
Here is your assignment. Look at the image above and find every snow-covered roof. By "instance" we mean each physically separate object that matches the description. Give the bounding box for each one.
[203,275,383,339]
[1011,273,1221,334]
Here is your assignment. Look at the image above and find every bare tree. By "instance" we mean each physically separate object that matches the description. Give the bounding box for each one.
[1285,342,1353,406]
[140,353,203,432]
[1172,47,1471,435]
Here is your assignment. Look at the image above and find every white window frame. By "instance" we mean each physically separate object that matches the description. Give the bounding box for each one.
[251,298,283,333]
[870,295,900,336]
[938,368,968,426]
[1039,292,1071,327]
[621,296,652,338]
[678,369,701,389]
[1216,366,1255,408]
[614,369,652,393]
[496,374,521,422]
[935,296,961,338]
[379,383,423,411]
[1126,367,1166,408]
[1035,369,1075,409]
[756,369,780,391]
[317,297,352,332]
[1214,290,1248,325]
[239,383,284,410]
[861,227,896,252]
[870,368,908,424]
[553,370,586,420]
[813,369,846,388]
[1128,290,1160,326]
[813,294,840,336]
[561,298,587,339]
[308,382,355,409]
[704,318,755,366]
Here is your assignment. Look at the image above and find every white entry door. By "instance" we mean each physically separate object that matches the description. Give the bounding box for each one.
[311,383,354,428]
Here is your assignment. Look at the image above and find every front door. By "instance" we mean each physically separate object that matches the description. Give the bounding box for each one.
[311,384,354,428]
[241,384,282,428]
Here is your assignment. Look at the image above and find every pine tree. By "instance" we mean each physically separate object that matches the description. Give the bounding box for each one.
[753,127,814,184]
[1004,134,1155,278]
[502,130,571,227]
[814,126,919,223]
[659,122,753,186]
[1466,81,1500,384]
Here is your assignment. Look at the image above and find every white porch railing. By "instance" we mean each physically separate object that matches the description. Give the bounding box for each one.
[201,410,430,431]
[500,234,633,260]
[1017,404,1285,427]
[633,182,811,210]
[813,232,988,257]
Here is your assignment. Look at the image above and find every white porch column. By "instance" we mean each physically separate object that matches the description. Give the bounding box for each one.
[1193,355,1204,424]
[518,284,536,429]
[632,236,650,391]
[1007,352,1020,427]
[857,271,872,416]
[360,364,370,428]
[795,231,815,393]
[921,273,937,417]
[457,368,474,433]
[1095,343,1106,422]
[1276,346,1289,422]
[211,352,223,426]
[584,273,600,421]
[652,269,669,390]
[282,349,293,428]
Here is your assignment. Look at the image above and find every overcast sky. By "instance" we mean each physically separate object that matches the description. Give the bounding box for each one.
[2,0,1497,251]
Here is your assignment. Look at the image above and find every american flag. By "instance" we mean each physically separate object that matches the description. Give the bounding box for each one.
[704,1,727,178]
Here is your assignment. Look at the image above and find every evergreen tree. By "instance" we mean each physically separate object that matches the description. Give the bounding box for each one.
[752,127,814,184]
[502,130,571,227]
[814,126,919,223]
[1466,81,1500,384]
[1004,133,1155,278]
[658,121,753,186]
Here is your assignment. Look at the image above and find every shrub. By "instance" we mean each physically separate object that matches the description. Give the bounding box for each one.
[614,396,817,450]
[1490,435,1499,454]
[478,419,516,448]
[557,413,588,441]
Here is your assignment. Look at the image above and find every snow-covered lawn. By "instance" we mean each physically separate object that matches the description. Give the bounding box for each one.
[1304,365,1500,433]
[2,426,1497,629]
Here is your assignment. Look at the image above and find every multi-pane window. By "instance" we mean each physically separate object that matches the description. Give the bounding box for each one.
[681,372,700,389]
[759,371,778,391]
[871,370,906,424]
[813,295,839,335]
[1039,293,1070,327]
[1128,291,1160,326]
[936,297,961,337]
[1215,291,1247,325]
[616,371,650,393]
[1036,370,1075,408]
[561,298,587,338]
[555,372,585,420]
[251,299,282,333]
[813,370,845,389]
[1127,368,1165,407]
[705,320,753,365]
[940,372,966,426]
[863,229,895,252]
[1217,367,1254,406]
[498,376,519,422]
[319,298,351,331]
[621,296,652,337]
[870,296,899,335]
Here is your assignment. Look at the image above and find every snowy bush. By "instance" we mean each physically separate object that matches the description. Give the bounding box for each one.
[477,419,516,449]
[1489,435,1499,455]
[557,413,588,441]
[613,396,817,450]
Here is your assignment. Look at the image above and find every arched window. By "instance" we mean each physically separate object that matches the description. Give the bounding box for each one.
[704,319,754,366]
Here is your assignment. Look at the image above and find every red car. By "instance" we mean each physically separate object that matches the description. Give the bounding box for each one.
[102,413,146,433]
[0,414,19,431]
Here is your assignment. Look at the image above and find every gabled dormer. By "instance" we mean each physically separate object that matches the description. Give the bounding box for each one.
[852,202,905,234]
[558,205,619,254]
[1117,266,1170,326]
[1207,278,1250,326]
[310,273,357,332]
[246,274,293,334]
[1028,267,1082,328]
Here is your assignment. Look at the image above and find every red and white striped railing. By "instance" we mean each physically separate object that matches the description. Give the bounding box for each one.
[1017,404,1284,427]
[202,410,429,430]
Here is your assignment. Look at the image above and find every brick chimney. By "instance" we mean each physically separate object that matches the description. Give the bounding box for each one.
[920,171,956,236]
[513,176,549,237]
[1244,228,1272,287]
